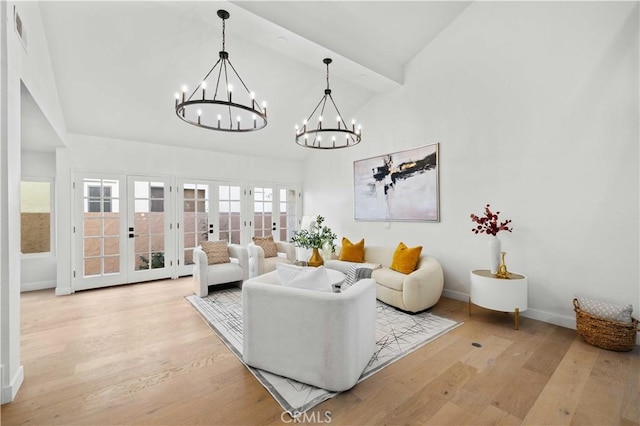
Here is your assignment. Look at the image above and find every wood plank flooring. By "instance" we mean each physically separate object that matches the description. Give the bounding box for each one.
[1,277,638,425]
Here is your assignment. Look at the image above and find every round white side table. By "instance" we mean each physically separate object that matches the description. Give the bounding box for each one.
[469,269,528,330]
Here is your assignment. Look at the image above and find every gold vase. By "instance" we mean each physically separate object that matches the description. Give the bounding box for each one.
[308,247,324,267]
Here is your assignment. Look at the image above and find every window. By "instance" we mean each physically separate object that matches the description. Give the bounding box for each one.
[20,180,52,254]
[87,185,112,213]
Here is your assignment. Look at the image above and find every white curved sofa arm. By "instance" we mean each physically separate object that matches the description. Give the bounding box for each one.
[193,247,209,294]
[275,241,296,261]
[228,244,249,281]
[247,243,266,278]
[402,256,444,313]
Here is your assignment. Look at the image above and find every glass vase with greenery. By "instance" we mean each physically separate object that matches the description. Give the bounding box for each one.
[291,215,337,253]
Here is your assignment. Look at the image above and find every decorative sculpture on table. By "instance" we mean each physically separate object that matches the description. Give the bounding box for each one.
[496,251,512,279]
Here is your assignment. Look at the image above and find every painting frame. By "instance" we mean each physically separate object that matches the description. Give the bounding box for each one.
[353,143,440,222]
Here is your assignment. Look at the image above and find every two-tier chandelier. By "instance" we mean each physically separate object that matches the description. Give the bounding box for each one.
[295,58,362,149]
[174,10,267,132]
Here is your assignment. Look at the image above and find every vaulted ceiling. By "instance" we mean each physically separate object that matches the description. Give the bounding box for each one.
[26,1,471,160]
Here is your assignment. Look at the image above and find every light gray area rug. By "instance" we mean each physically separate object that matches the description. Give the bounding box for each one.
[186,287,461,417]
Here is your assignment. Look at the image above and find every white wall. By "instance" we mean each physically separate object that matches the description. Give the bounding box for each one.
[15,1,66,141]
[303,1,639,329]
[21,150,56,292]
[1,1,67,403]
[55,134,304,295]
[0,1,24,404]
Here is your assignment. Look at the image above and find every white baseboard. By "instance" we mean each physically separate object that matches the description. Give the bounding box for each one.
[1,365,23,404]
[55,286,72,296]
[443,288,576,330]
[442,289,469,303]
[21,280,56,292]
[444,289,640,346]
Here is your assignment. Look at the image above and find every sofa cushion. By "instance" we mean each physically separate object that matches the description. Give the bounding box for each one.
[276,264,333,292]
[339,237,365,263]
[253,235,278,258]
[371,267,406,292]
[201,240,230,265]
[206,261,244,285]
[390,242,423,274]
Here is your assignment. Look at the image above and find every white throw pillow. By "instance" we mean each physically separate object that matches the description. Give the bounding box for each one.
[276,264,332,292]
[576,295,633,323]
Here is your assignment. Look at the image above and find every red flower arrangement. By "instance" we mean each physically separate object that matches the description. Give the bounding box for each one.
[470,204,513,236]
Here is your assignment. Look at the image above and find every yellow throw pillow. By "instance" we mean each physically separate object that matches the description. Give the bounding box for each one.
[252,235,278,258]
[339,237,365,263]
[390,242,423,274]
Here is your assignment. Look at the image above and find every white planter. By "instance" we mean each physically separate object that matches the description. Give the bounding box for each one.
[488,235,502,274]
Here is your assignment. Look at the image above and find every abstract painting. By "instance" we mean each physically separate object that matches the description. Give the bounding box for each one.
[354,143,439,221]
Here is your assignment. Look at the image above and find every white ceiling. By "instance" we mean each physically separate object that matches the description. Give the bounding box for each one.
[32,1,470,161]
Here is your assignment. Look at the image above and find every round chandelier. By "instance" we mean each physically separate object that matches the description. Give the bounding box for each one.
[295,58,362,149]
[174,10,267,133]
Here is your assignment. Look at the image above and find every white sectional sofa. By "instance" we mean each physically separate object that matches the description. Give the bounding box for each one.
[324,246,444,313]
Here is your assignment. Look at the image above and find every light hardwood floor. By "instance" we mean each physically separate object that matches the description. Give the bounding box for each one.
[2,277,638,425]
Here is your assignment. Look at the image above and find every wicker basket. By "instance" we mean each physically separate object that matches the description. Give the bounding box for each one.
[573,299,638,352]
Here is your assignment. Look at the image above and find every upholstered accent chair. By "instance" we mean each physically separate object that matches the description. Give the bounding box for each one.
[192,243,249,297]
[247,239,296,278]
[242,271,376,392]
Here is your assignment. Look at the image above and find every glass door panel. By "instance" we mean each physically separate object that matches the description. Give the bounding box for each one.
[128,177,173,283]
[279,188,297,242]
[219,185,242,244]
[177,180,245,276]
[253,186,273,238]
[180,182,211,275]
[75,176,125,290]
[251,185,299,241]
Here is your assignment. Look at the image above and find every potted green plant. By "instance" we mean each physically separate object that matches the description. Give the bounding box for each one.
[291,215,337,267]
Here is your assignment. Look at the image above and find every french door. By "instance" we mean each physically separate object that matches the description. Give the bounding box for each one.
[74,173,174,290]
[73,173,299,289]
[251,186,299,242]
[128,176,174,283]
[75,175,125,290]
[177,179,244,276]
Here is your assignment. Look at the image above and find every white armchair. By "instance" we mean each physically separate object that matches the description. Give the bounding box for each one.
[247,241,296,278]
[192,244,249,297]
[242,272,376,392]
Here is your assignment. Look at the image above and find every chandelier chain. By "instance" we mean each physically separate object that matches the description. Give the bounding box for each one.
[326,61,330,91]
[222,18,226,52]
